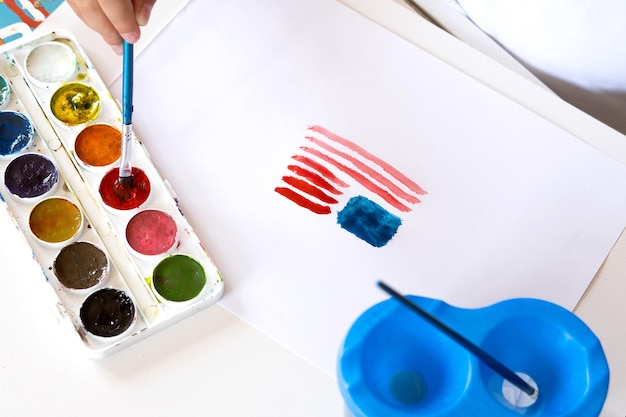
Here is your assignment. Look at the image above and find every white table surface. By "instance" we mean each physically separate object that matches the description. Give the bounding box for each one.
[0,1,624,416]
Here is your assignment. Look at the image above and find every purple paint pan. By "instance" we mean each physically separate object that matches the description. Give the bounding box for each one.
[4,153,59,201]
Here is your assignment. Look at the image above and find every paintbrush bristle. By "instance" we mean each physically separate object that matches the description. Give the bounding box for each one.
[113,175,136,201]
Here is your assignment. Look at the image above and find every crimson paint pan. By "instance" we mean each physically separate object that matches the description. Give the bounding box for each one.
[99,166,152,212]
[0,110,34,157]
[125,209,179,258]
[3,153,59,202]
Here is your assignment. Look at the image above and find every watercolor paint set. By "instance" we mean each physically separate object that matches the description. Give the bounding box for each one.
[0,30,223,357]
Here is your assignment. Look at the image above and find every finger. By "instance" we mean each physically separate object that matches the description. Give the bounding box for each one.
[67,0,124,47]
[96,0,140,44]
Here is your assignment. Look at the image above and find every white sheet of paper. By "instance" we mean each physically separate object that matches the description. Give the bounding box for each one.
[111,0,626,375]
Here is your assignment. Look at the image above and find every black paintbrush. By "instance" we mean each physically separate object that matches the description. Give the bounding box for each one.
[377,280,538,398]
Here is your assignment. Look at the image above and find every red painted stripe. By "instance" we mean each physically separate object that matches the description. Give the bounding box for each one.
[275,187,331,215]
[305,135,421,204]
[291,155,349,188]
[301,147,412,212]
[287,165,342,195]
[309,125,427,195]
[281,176,338,204]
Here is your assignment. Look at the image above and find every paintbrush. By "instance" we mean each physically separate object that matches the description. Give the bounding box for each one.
[117,40,134,193]
[377,280,538,398]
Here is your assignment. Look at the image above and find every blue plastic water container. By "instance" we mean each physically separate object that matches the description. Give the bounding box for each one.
[338,297,609,417]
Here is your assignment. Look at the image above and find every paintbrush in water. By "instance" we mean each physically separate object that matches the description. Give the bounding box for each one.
[377,280,538,398]
[116,40,134,195]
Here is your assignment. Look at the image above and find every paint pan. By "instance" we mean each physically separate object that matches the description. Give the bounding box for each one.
[25,41,77,87]
[53,241,110,291]
[0,30,223,357]
[74,123,121,169]
[99,166,151,212]
[50,82,101,126]
[126,209,179,258]
[80,288,136,338]
[0,74,11,109]
[152,254,207,305]
[0,110,34,157]
[3,153,59,201]
[29,196,84,246]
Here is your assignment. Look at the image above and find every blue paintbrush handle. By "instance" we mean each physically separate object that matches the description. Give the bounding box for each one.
[122,41,133,125]
[119,41,134,179]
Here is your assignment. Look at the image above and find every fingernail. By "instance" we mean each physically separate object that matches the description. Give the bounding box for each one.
[121,31,140,44]
[112,43,124,55]
[137,4,154,26]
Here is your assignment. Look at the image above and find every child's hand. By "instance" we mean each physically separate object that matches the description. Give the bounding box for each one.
[67,0,157,54]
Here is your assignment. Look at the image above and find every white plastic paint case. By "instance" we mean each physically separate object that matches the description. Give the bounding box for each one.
[0,30,224,357]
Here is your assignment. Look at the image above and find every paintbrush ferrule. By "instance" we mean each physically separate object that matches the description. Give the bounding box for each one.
[119,123,133,179]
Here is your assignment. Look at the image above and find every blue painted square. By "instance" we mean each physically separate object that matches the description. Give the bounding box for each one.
[337,196,402,247]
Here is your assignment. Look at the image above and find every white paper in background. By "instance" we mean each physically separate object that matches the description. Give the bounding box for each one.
[111,0,626,375]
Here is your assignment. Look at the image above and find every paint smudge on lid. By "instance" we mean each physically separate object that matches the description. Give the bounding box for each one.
[126,209,178,257]
[25,41,77,85]
[99,166,151,211]
[50,82,101,126]
[4,153,59,199]
[80,288,135,338]
[153,255,206,303]
[74,124,121,168]
[54,241,109,290]
[29,197,83,244]
[0,111,34,157]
